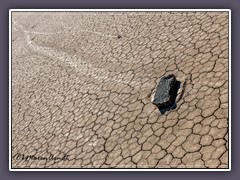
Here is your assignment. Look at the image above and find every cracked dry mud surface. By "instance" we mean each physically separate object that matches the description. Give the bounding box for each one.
[11,12,229,168]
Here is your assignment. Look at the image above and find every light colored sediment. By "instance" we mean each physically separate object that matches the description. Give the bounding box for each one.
[11,11,229,168]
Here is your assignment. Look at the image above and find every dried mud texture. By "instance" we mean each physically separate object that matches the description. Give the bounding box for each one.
[11,12,229,168]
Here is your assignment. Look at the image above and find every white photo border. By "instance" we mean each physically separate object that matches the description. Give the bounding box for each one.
[9,9,231,171]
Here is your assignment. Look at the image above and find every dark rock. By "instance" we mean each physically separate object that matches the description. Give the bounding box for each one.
[152,74,179,110]
[117,35,121,39]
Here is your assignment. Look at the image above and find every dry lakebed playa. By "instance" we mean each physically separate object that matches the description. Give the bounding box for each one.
[11,11,229,169]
